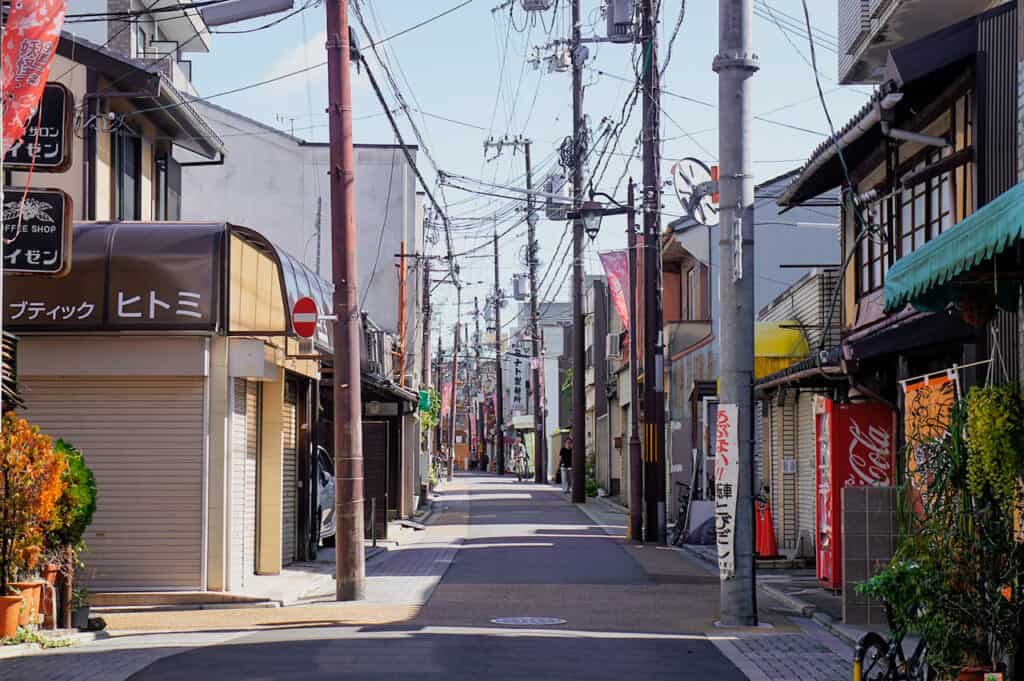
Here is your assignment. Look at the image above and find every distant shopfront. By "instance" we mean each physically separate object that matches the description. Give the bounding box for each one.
[5,222,331,593]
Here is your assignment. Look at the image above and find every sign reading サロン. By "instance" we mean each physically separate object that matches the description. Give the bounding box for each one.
[715,404,739,580]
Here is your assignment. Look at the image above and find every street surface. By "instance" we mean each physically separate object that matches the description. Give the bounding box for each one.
[1,474,851,680]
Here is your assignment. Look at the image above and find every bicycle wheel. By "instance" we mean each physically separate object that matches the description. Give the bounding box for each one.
[855,632,894,681]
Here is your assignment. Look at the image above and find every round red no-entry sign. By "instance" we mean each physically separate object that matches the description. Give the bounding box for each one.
[291,296,318,338]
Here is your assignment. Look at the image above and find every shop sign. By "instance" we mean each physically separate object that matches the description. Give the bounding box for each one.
[903,374,956,516]
[3,83,73,172]
[714,403,739,580]
[2,187,72,275]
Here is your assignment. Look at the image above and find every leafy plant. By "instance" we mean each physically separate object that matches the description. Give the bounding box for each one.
[585,478,598,498]
[965,384,1024,508]
[419,387,442,431]
[0,413,66,595]
[2,626,72,648]
[45,440,96,552]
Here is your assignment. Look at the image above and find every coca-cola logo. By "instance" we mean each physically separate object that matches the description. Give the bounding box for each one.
[845,418,892,487]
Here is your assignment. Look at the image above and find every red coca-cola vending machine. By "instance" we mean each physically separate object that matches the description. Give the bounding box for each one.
[815,397,896,589]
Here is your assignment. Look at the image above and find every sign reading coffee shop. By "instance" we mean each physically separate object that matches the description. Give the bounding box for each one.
[3,187,72,276]
[3,83,73,172]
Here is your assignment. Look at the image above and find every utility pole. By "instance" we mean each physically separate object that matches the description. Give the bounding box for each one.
[626,179,643,542]
[640,0,665,543]
[325,0,364,601]
[314,196,323,276]
[714,0,759,625]
[569,0,586,504]
[493,228,506,475]
[448,290,461,482]
[473,295,482,463]
[420,257,432,498]
[485,136,545,483]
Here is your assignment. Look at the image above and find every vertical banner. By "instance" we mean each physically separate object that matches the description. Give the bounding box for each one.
[714,403,739,580]
[1,0,68,153]
[903,375,956,516]
[598,250,630,331]
[441,381,452,419]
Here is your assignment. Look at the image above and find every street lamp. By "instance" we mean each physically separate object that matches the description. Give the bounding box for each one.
[567,180,643,541]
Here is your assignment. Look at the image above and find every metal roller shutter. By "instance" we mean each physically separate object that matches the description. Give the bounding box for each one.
[20,376,204,590]
[797,395,817,557]
[282,381,298,565]
[230,379,259,590]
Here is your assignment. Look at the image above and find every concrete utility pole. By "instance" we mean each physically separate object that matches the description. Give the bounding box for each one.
[473,295,482,461]
[493,228,506,475]
[325,0,364,601]
[640,0,665,543]
[626,179,643,542]
[524,141,545,485]
[570,0,587,503]
[448,289,461,482]
[713,0,759,626]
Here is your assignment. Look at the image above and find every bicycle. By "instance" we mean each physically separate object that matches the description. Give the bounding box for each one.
[853,603,934,681]
[669,481,691,546]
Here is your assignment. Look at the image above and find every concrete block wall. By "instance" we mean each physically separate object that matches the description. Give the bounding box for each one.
[842,486,897,627]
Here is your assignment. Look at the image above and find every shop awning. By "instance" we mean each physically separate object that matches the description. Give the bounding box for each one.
[754,321,810,379]
[884,181,1024,313]
[3,222,333,353]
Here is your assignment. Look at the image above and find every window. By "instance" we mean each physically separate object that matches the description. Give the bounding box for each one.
[135,24,149,58]
[854,90,974,298]
[113,130,141,220]
[686,267,698,321]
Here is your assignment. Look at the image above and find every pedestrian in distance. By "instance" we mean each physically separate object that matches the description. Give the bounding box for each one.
[513,436,528,482]
[559,436,573,493]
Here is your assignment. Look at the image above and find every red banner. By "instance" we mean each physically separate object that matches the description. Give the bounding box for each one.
[2,0,67,154]
[598,250,630,331]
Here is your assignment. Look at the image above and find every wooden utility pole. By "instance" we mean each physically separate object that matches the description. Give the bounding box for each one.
[325,0,364,601]
[493,228,506,475]
[640,0,665,543]
[570,0,587,503]
[448,288,461,482]
[420,257,432,497]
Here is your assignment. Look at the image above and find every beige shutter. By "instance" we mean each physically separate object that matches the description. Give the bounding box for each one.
[281,381,297,565]
[20,376,204,590]
[797,395,817,557]
[230,379,259,590]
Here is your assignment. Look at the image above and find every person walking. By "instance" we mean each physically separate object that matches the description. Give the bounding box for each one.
[559,436,573,494]
[512,436,528,482]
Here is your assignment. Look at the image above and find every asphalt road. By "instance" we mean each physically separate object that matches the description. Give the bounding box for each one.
[125,474,749,681]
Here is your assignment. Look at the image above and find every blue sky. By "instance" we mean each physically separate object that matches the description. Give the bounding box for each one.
[188,0,872,332]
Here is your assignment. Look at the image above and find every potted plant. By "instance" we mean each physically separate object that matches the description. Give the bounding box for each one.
[0,413,66,638]
[43,440,96,629]
[69,586,90,630]
[873,392,1024,679]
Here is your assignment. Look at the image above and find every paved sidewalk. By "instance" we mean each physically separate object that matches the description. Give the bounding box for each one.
[581,495,856,681]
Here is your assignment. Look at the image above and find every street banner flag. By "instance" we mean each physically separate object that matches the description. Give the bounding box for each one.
[598,250,630,331]
[2,0,67,154]
[441,381,452,418]
[714,404,739,580]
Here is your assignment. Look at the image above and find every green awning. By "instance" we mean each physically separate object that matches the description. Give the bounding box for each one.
[884,182,1024,313]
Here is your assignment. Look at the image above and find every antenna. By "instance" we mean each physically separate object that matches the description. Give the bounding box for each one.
[671,157,720,226]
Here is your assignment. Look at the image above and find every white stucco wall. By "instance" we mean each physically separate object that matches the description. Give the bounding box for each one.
[179,102,420,337]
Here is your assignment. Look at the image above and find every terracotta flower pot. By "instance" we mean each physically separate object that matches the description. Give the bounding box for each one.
[957,667,990,681]
[10,582,42,627]
[42,564,59,586]
[0,594,22,639]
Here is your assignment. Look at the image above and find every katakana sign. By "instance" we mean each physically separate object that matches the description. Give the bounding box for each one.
[3,83,73,171]
[2,187,72,276]
[714,403,739,580]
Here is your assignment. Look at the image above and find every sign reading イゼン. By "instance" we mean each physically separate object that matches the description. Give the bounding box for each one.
[3,83,73,171]
[714,403,739,580]
[3,187,72,276]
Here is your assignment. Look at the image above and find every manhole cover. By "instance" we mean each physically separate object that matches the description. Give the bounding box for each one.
[490,617,567,626]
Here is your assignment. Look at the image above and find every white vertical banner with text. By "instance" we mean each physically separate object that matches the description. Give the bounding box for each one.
[714,404,739,580]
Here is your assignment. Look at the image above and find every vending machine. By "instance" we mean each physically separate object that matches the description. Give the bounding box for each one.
[815,398,896,589]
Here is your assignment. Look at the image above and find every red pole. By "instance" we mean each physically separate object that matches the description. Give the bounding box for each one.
[326,0,364,601]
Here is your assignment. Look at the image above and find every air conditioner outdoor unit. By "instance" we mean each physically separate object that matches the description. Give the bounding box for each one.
[605,333,621,359]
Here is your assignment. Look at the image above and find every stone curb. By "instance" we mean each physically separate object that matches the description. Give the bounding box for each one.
[0,629,111,659]
[758,583,816,618]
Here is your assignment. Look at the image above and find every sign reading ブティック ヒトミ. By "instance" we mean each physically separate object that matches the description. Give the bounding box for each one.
[3,187,73,276]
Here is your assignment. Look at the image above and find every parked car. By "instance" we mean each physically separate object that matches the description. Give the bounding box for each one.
[317,446,336,547]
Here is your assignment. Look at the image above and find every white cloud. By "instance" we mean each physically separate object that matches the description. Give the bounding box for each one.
[263,30,369,98]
